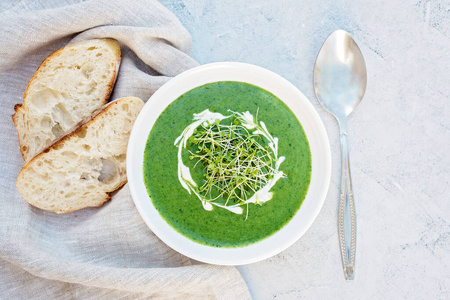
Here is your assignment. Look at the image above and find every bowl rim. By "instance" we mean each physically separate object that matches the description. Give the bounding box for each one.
[127,62,331,265]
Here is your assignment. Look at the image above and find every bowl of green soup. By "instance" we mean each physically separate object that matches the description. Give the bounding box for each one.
[127,62,331,265]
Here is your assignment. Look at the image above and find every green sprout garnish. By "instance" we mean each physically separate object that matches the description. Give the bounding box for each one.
[174,109,286,219]
[189,112,277,207]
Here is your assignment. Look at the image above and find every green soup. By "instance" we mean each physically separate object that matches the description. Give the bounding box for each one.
[143,81,311,247]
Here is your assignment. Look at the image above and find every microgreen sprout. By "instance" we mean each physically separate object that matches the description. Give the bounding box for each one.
[174,109,286,218]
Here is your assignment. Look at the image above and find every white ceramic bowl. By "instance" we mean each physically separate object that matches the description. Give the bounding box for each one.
[127,62,331,265]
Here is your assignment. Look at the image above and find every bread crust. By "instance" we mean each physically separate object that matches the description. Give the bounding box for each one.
[12,38,121,162]
[16,97,143,214]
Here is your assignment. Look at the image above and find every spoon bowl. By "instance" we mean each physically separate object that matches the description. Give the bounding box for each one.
[314,30,367,119]
[313,30,367,280]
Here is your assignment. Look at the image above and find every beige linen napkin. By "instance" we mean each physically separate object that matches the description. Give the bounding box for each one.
[0,0,251,298]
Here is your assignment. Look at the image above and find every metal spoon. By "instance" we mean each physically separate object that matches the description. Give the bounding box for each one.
[313,30,367,280]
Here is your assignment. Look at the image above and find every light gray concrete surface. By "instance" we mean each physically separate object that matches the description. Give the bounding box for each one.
[159,0,450,299]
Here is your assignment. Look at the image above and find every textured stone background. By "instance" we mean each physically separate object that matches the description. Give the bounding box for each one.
[159,0,449,299]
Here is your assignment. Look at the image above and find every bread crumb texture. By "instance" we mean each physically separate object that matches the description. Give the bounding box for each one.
[16,97,144,214]
[14,39,121,162]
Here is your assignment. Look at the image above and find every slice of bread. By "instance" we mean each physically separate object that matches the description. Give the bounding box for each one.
[13,38,121,163]
[16,97,144,214]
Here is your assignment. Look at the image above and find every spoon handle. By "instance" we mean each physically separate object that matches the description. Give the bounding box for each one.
[338,122,356,280]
